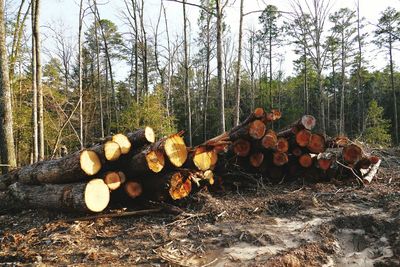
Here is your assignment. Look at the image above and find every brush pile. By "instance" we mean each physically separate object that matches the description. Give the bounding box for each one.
[0,108,381,213]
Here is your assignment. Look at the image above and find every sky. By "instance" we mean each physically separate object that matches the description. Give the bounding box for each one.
[14,0,400,80]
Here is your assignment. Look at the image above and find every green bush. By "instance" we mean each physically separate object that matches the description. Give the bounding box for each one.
[118,88,176,137]
[363,100,391,146]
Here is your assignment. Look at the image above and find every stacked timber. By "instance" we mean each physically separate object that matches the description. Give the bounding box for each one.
[0,108,381,214]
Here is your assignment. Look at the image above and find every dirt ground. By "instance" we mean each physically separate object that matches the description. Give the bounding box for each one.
[1,149,400,266]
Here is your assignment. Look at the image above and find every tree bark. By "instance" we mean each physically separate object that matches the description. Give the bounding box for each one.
[216,0,225,133]
[182,0,192,146]
[233,0,244,126]
[389,36,398,144]
[34,0,44,161]
[0,0,17,172]
[1,179,109,213]
[78,0,84,148]
[31,0,38,163]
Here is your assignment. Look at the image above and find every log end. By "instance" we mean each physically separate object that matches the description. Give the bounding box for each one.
[276,138,289,153]
[193,147,212,171]
[104,141,122,161]
[112,134,132,154]
[104,171,122,191]
[169,172,192,200]
[165,134,188,167]
[125,181,143,199]
[273,152,289,166]
[307,134,326,154]
[249,120,266,140]
[299,154,313,168]
[343,144,362,164]
[146,150,165,173]
[145,126,156,143]
[84,179,110,212]
[301,115,316,130]
[254,107,265,118]
[262,130,278,149]
[233,139,251,157]
[80,150,102,176]
[250,152,264,168]
[296,129,312,147]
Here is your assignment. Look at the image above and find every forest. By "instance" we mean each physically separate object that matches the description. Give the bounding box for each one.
[0,0,399,171]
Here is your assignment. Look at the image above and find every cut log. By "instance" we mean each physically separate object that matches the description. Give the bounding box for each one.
[112,134,131,154]
[299,153,313,168]
[124,181,143,199]
[80,140,122,175]
[264,109,282,122]
[342,144,362,165]
[80,150,101,176]
[169,172,192,200]
[5,179,109,212]
[363,159,381,183]
[278,115,316,137]
[262,130,278,150]
[126,127,156,147]
[248,120,266,140]
[0,150,95,189]
[104,141,122,161]
[295,129,311,147]
[369,156,380,165]
[249,152,264,168]
[160,133,188,167]
[191,147,218,171]
[233,139,251,157]
[125,145,165,174]
[229,108,266,140]
[306,134,326,154]
[317,152,334,171]
[103,171,124,191]
[276,138,289,153]
[273,152,289,166]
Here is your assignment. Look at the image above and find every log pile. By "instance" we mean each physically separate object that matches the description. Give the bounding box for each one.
[0,108,381,213]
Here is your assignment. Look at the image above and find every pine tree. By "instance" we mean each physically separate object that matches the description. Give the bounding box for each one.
[363,100,391,146]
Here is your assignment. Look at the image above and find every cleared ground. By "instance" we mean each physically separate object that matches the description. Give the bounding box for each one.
[1,149,399,266]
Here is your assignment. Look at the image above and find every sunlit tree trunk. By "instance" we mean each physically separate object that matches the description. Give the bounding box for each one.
[0,0,17,172]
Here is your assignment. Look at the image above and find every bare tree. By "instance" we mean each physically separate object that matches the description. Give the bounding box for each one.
[9,0,30,87]
[0,0,17,172]
[31,0,38,162]
[233,0,244,126]
[92,0,119,131]
[216,0,226,133]
[78,0,84,147]
[290,0,333,134]
[182,0,192,146]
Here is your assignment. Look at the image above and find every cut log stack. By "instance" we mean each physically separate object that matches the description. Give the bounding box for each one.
[0,108,381,214]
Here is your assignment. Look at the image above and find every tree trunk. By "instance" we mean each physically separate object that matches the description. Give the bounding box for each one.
[78,0,84,148]
[233,0,244,126]
[31,0,38,163]
[389,37,398,144]
[182,0,192,146]
[339,31,345,135]
[216,0,225,133]
[94,16,104,138]
[0,0,17,172]
[93,0,119,131]
[203,15,211,141]
[34,0,44,161]
[139,0,148,95]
